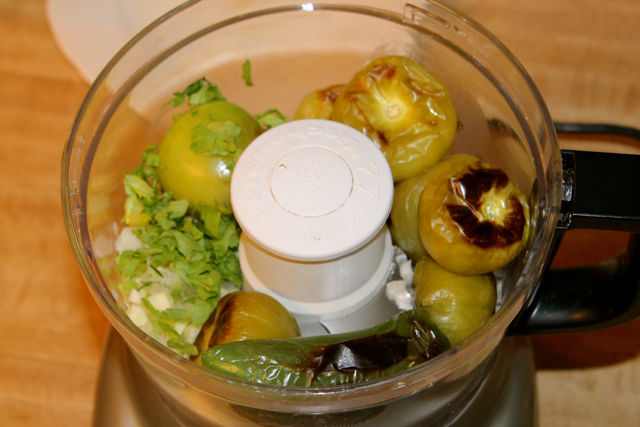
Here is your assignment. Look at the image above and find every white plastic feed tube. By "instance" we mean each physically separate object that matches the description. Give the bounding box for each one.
[230,120,395,328]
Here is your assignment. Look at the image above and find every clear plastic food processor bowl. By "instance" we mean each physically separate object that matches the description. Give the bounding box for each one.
[61,1,560,425]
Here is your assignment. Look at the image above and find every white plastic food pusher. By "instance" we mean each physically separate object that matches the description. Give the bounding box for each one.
[230,119,396,334]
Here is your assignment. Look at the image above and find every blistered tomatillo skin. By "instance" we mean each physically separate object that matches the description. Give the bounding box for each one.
[413,255,496,347]
[293,84,345,120]
[418,154,530,275]
[158,101,263,214]
[331,55,457,182]
[191,291,300,365]
[389,169,431,262]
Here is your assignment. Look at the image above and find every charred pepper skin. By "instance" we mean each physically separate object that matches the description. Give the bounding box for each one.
[201,310,450,387]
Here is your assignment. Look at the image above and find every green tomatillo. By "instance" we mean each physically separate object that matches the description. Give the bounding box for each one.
[418,155,530,275]
[158,101,263,214]
[331,55,457,182]
[413,255,496,346]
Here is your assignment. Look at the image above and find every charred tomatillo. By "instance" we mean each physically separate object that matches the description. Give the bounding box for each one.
[331,55,457,182]
[158,101,263,214]
[389,169,431,262]
[191,291,300,365]
[293,84,345,120]
[413,255,496,347]
[418,155,530,275]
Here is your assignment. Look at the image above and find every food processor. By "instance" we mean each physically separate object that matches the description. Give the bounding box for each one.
[60,1,640,426]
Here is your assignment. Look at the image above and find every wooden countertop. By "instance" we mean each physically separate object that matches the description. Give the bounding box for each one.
[1,0,639,426]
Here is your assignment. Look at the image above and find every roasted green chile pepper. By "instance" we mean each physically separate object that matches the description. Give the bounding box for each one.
[201,310,450,387]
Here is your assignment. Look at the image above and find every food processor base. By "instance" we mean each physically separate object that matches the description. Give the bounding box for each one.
[93,329,537,427]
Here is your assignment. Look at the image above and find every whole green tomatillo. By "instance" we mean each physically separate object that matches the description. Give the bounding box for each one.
[418,155,530,275]
[158,101,263,214]
[293,84,345,120]
[331,55,457,182]
[191,291,300,365]
[413,255,496,346]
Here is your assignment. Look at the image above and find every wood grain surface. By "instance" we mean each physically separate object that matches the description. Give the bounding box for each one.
[1,0,639,426]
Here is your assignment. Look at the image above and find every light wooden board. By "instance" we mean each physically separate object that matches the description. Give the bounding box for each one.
[1,0,639,426]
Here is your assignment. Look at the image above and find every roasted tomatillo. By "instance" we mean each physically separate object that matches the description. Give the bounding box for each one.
[293,84,345,120]
[191,291,300,365]
[201,310,449,387]
[331,56,457,182]
[389,169,431,262]
[413,255,496,346]
[158,101,263,214]
[418,155,530,275]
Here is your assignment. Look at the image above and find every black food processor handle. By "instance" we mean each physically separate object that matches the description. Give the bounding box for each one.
[510,123,640,335]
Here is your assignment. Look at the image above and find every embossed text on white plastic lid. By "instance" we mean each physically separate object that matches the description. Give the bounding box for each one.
[230,119,394,262]
[271,146,354,217]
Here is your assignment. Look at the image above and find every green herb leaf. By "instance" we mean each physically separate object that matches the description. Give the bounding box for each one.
[242,59,253,87]
[190,298,215,327]
[116,141,244,343]
[124,195,150,226]
[142,298,182,340]
[255,109,287,129]
[136,247,163,256]
[164,308,191,321]
[210,221,239,258]
[169,78,226,108]
[124,174,155,200]
[138,281,153,291]
[199,205,222,238]
[154,211,176,231]
[168,200,189,219]
[191,121,241,157]
[167,338,199,356]
[116,251,148,278]
[118,279,137,297]
[171,283,184,302]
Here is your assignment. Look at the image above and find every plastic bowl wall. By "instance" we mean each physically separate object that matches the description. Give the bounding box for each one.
[61,1,560,425]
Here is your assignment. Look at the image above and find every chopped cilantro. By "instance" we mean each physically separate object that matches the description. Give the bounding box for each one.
[116,251,148,278]
[119,279,136,297]
[242,60,253,87]
[190,121,241,157]
[171,283,184,302]
[190,298,215,327]
[164,308,191,321]
[255,109,287,129]
[116,144,243,353]
[169,78,226,108]
[167,339,198,356]
[138,281,153,291]
[142,298,181,340]
[149,264,164,278]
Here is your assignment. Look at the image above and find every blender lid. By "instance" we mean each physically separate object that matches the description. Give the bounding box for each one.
[230,119,394,262]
